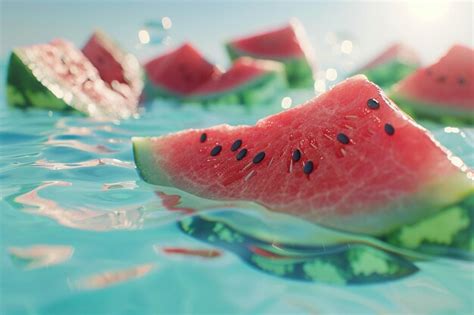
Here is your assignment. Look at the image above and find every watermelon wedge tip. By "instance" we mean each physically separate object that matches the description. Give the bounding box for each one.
[82,30,144,101]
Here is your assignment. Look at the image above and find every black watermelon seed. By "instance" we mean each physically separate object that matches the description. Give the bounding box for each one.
[367,98,380,109]
[459,77,466,85]
[426,69,432,76]
[253,152,265,164]
[231,139,242,152]
[384,123,395,136]
[210,145,222,156]
[436,76,446,83]
[337,133,350,144]
[200,133,207,143]
[303,161,314,175]
[292,149,301,161]
[236,148,247,160]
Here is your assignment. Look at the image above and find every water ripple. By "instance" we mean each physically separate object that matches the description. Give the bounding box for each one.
[8,245,74,270]
[34,158,134,170]
[73,263,155,290]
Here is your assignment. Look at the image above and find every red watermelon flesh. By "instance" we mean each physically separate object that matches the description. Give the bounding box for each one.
[7,39,137,119]
[229,23,307,59]
[359,43,420,71]
[190,57,283,96]
[393,45,474,111]
[144,43,221,97]
[133,75,473,235]
[82,30,143,99]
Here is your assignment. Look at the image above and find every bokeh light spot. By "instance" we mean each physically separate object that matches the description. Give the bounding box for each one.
[138,29,150,44]
[281,96,292,109]
[325,68,338,81]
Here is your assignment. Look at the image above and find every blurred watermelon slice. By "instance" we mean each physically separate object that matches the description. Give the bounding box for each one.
[7,39,138,120]
[226,19,315,88]
[356,43,420,88]
[391,44,474,125]
[188,57,287,105]
[143,43,221,100]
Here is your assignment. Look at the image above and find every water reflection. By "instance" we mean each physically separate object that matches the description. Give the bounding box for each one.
[45,138,116,154]
[9,245,74,270]
[35,158,134,170]
[15,181,146,231]
[156,246,222,259]
[74,263,155,290]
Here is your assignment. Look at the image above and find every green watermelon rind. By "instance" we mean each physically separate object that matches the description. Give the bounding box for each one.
[133,137,172,186]
[390,91,474,125]
[7,51,73,112]
[225,43,314,88]
[186,70,287,105]
[357,60,418,89]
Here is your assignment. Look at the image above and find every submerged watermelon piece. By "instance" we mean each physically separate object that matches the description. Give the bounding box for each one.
[7,39,138,120]
[226,20,315,88]
[133,75,473,236]
[82,30,143,101]
[391,45,474,125]
[187,57,287,105]
[355,43,420,88]
[144,43,221,100]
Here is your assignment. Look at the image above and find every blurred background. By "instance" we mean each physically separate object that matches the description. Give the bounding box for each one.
[2,1,473,71]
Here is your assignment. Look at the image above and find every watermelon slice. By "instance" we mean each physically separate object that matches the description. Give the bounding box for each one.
[143,43,221,100]
[6,39,138,120]
[82,30,143,101]
[391,45,474,125]
[133,75,473,236]
[187,57,287,105]
[226,19,315,88]
[355,43,420,88]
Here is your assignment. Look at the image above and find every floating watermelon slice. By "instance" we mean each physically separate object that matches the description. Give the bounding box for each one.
[355,43,420,88]
[187,57,287,105]
[226,19,315,88]
[143,43,221,100]
[6,39,138,120]
[133,75,473,236]
[391,45,474,125]
[82,30,143,101]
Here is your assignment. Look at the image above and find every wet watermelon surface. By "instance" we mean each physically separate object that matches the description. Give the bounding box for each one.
[1,57,474,314]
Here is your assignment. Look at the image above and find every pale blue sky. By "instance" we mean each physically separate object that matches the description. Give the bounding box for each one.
[1,1,473,70]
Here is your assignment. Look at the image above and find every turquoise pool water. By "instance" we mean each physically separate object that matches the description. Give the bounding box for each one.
[1,57,473,314]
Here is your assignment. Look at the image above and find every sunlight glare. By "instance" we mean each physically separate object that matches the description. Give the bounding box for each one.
[407,1,450,21]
